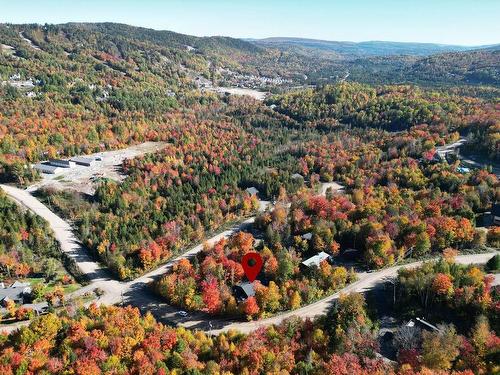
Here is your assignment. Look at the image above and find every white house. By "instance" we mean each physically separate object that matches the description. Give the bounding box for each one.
[301,251,331,269]
[245,187,259,196]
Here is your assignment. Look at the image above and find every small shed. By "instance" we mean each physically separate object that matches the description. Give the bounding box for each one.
[232,282,256,302]
[301,251,331,269]
[34,163,62,175]
[245,187,259,196]
[70,156,96,166]
[49,159,76,168]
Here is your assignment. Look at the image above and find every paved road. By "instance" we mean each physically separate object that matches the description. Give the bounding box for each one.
[147,251,496,335]
[6,181,495,337]
[436,137,467,155]
[0,184,270,307]
[0,184,110,282]
[0,184,496,335]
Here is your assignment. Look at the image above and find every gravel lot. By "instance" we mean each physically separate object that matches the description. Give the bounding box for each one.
[28,142,167,195]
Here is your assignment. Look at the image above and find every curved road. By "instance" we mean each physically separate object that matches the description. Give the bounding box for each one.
[2,183,496,336]
[0,184,267,306]
[202,252,498,334]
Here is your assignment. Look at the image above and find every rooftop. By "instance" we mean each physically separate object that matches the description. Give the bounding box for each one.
[301,251,330,268]
[233,282,256,298]
[245,187,259,196]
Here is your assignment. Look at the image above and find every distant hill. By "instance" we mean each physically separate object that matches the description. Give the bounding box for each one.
[406,48,500,85]
[250,37,498,56]
[70,23,263,54]
[1,22,498,91]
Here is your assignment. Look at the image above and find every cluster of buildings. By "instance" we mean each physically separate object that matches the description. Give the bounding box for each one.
[0,281,49,316]
[0,281,31,306]
[218,68,292,89]
[34,156,100,175]
[231,249,333,302]
[1,73,39,96]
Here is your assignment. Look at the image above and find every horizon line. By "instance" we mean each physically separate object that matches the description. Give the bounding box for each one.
[1,21,498,48]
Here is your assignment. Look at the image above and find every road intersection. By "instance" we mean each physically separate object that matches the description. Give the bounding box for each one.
[1,182,497,336]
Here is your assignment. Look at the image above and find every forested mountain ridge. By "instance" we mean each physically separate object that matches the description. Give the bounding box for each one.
[0,22,498,185]
[0,21,499,375]
[252,37,497,56]
[1,22,498,89]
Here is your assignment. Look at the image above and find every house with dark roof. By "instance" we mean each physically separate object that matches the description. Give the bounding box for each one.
[0,282,32,306]
[232,282,255,302]
[49,159,76,168]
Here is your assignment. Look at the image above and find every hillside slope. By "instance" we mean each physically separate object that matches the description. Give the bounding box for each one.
[253,37,497,56]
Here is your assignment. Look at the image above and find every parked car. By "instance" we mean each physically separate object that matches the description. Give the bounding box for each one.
[176,310,188,317]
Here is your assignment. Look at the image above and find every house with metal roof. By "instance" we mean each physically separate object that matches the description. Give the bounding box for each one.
[301,232,313,241]
[232,282,256,302]
[33,163,63,174]
[457,166,471,174]
[10,281,30,288]
[49,159,76,168]
[301,251,331,269]
[70,156,96,166]
[245,187,259,196]
[23,301,49,315]
[0,282,32,307]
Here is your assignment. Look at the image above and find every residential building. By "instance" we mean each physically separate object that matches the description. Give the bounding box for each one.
[245,187,259,196]
[301,251,331,269]
[0,282,32,307]
[301,232,313,241]
[232,282,255,302]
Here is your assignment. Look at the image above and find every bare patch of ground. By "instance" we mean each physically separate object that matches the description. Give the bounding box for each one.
[1,44,15,55]
[211,87,267,100]
[319,181,345,195]
[28,142,167,195]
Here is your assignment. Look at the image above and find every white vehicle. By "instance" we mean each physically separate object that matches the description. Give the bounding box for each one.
[176,310,188,317]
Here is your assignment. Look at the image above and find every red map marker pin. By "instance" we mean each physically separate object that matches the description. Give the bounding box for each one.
[241,252,263,282]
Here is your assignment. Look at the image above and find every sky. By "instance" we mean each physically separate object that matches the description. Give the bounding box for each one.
[0,0,499,46]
